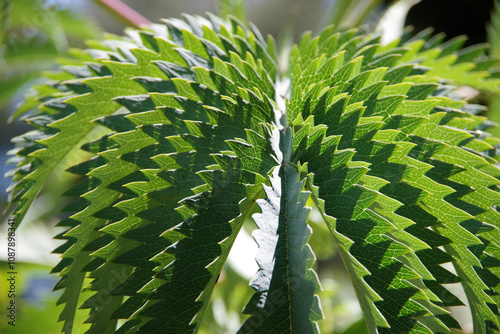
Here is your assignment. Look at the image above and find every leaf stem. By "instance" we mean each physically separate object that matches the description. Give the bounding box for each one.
[94,0,150,29]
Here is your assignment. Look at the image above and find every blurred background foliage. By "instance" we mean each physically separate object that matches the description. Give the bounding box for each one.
[0,0,497,333]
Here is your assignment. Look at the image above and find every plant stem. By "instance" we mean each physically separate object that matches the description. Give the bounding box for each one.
[219,0,247,23]
[95,0,150,29]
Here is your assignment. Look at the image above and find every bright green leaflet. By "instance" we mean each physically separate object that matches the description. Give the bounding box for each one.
[6,13,500,334]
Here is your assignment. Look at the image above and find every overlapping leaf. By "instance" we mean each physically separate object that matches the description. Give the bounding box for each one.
[288,26,500,333]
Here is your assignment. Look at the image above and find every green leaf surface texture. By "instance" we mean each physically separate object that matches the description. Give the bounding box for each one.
[6,13,500,334]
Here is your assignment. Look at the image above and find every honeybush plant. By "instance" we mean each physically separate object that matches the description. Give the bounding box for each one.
[6,12,500,334]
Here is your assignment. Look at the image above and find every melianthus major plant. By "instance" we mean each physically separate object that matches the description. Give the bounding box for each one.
[6,10,500,334]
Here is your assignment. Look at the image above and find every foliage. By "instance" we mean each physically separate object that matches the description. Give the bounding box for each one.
[321,0,386,29]
[0,0,100,109]
[6,10,500,334]
[219,0,247,24]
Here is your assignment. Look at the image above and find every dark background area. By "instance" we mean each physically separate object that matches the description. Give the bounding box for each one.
[406,0,495,46]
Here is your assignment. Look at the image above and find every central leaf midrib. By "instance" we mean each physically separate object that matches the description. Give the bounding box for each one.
[282,162,293,332]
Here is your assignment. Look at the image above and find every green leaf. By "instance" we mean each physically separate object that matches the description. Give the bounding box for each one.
[240,149,322,332]
[321,0,385,30]
[7,12,500,334]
